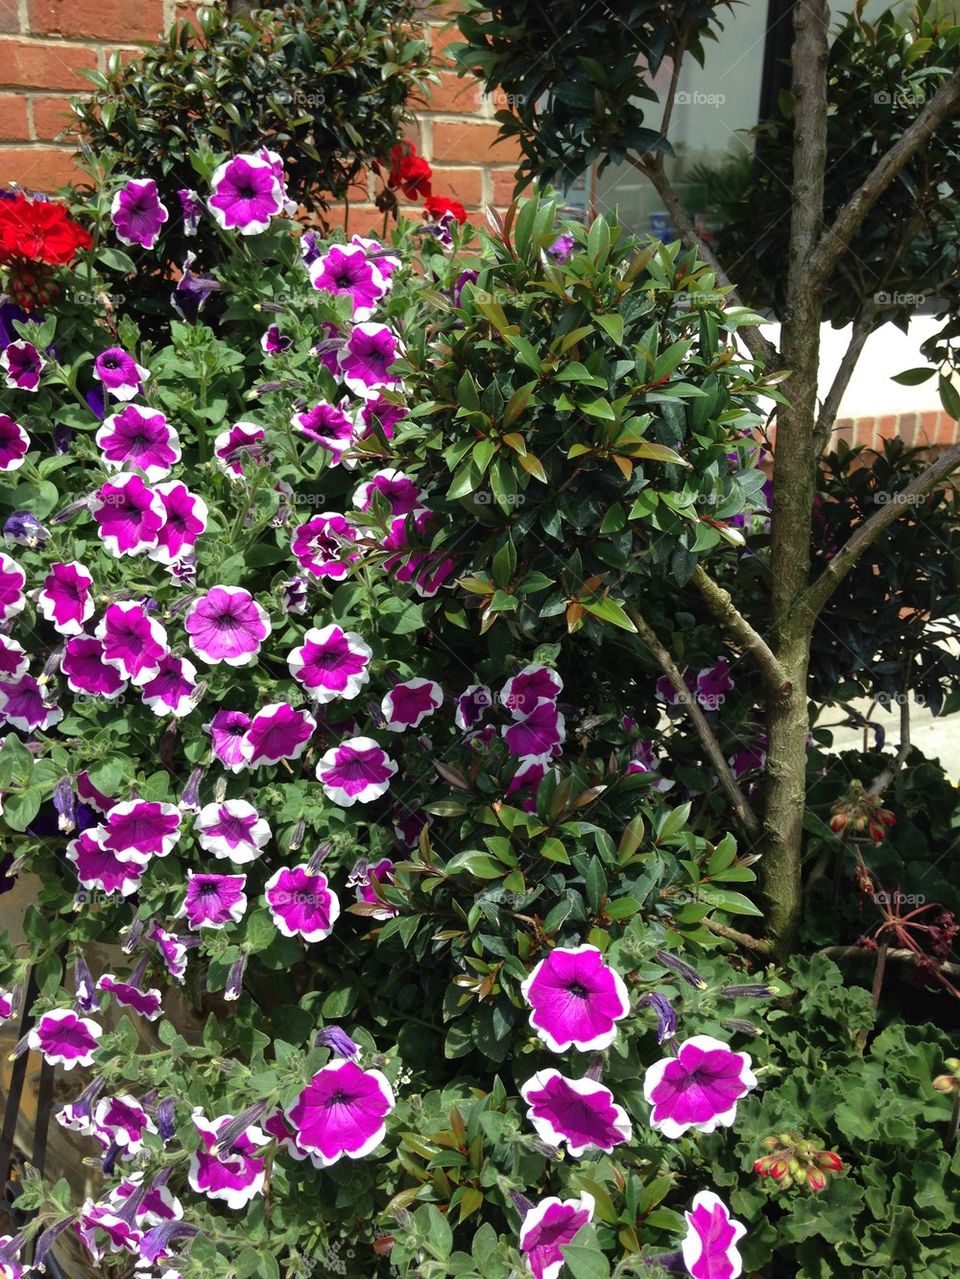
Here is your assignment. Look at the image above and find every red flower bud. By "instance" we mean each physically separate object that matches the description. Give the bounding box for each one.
[830,813,848,832]
[815,1150,843,1171]
[806,1169,827,1192]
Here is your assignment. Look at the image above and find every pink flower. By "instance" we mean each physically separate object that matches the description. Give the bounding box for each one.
[195,800,270,864]
[309,244,388,320]
[111,178,168,248]
[518,1193,595,1279]
[241,702,315,767]
[140,654,198,718]
[286,1060,394,1167]
[287,624,372,704]
[682,1191,746,1279]
[91,472,165,557]
[315,736,397,806]
[61,637,127,699]
[188,1108,268,1209]
[27,1008,102,1070]
[179,872,247,930]
[696,659,735,710]
[208,153,285,235]
[205,709,251,772]
[1,339,45,391]
[338,322,404,399]
[0,635,27,681]
[0,674,61,731]
[94,347,150,402]
[501,664,563,717]
[96,972,163,1021]
[521,945,630,1053]
[352,468,422,519]
[37,560,93,635]
[291,512,358,580]
[0,414,29,470]
[77,770,118,814]
[66,828,145,897]
[214,421,267,477]
[519,1069,632,1156]
[0,552,25,621]
[348,857,397,920]
[149,922,191,983]
[96,601,168,687]
[381,677,443,732]
[643,1035,757,1138]
[264,865,340,942]
[185,586,271,666]
[92,1094,156,1154]
[149,481,208,565]
[293,401,357,464]
[502,698,565,761]
[102,799,181,860]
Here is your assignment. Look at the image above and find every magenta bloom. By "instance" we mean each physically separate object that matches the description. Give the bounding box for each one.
[286,1060,395,1167]
[208,153,284,235]
[75,1200,140,1262]
[1,339,44,391]
[0,635,27,681]
[67,828,145,897]
[93,1095,155,1154]
[682,1192,746,1279]
[27,1009,102,1070]
[291,512,358,580]
[241,702,316,767]
[518,1193,595,1279]
[215,421,267,477]
[309,244,388,320]
[315,736,397,807]
[185,586,271,667]
[0,414,29,470]
[381,678,443,732]
[188,1108,268,1209]
[696,659,735,710]
[96,601,168,686]
[180,872,247,930]
[196,800,270,864]
[264,865,340,942]
[140,654,198,718]
[111,178,168,248]
[348,856,398,920]
[288,624,372,704]
[455,683,493,731]
[501,664,563,717]
[206,709,251,772]
[61,636,127,700]
[38,560,94,635]
[644,1035,757,1139]
[91,472,165,557]
[521,945,630,1053]
[96,974,163,1021]
[94,347,149,402]
[0,552,24,621]
[293,401,356,464]
[149,922,190,983]
[77,770,117,814]
[96,405,181,481]
[0,674,61,731]
[352,468,422,518]
[502,699,565,761]
[519,1069,631,1157]
[338,322,404,399]
[102,799,182,860]
[261,323,292,354]
[359,392,407,438]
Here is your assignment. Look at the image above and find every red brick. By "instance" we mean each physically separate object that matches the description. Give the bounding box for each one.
[29,0,164,42]
[429,164,483,207]
[431,119,513,164]
[492,165,529,206]
[32,93,79,141]
[937,411,960,445]
[0,93,29,142]
[430,22,470,70]
[0,144,86,191]
[0,39,98,90]
[416,70,483,115]
[175,4,203,34]
[0,0,21,34]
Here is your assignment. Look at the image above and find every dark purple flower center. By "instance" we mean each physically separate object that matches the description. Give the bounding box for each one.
[567,982,589,999]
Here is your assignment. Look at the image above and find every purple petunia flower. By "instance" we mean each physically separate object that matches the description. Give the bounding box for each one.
[66,828,145,897]
[214,421,267,478]
[729,737,767,778]
[547,232,576,263]
[519,1069,632,1157]
[347,856,398,919]
[96,601,168,686]
[76,771,117,815]
[454,683,493,732]
[185,586,271,667]
[148,922,192,983]
[315,736,397,807]
[4,510,47,546]
[352,468,422,520]
[502,698,565,761]
[264,865,340,942]
[696,658,735,710]
[656,670,696,707]
[287,624,372,704]
[518,1193,595,1279]
[172,252,224,321]
[682,1191,746,1279]
[381,678,443,732]
[208,153,284,235]
[96,404,181,481]
[309,244,388,320]
[500,664,563,717]
[281,575,308,614]
[140,653,198,718]
[147,480,207,566]
[261,323,292,355]
[643,1035,757,1139]
[241,702,316,767]
[91,472,165,557]
[179,872,247,931]
[521,945,630,1053]
[0,415,29,470]
[27,1009,102,1070]
[93,347,150,402]
[291,512,358,580]
[61,636,127,700]
[285,1060,394,1167]
[188,1108,268,1209]
[92,1094,155,1156]
[37,560,93,635]
[111,178,168,247]
[206,709,251,773]
[102,799,182,860]
[0,674,62,731]
[96,966,163,1021]
[177,187,204,236]
[338,322,404,400]
[0,340,44,391]
[0,552,24,621]
[359,393,407,439]
[196,800,270,864]
[293,400,357,465]
[0,635,27,682]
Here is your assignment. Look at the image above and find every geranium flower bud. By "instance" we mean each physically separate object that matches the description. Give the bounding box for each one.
[830,813,847,832]
[933,1074,959,1093]
[806,1168,826,1192]
[815,1150,843,1171]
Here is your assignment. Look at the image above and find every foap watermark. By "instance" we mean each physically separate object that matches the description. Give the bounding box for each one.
[873,89,926,108]
[68,289,126,307]
[874,689,926,707]
[675,90,726,108]
[874,290,927,307]
[477,88,528,109]
[872,490,928,507]
[475,490,525,506]
[874,890,925,906]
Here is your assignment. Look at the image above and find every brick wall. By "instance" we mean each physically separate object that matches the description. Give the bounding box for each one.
[0,0,523,224]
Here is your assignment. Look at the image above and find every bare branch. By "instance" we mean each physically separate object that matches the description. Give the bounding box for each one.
[690,565,791,693]
[800,440,960,619]
[812,301,881,455]
[818,944,960,981]
[866,692,911,797]
[809,67,960,287]
[626,605,762,837]
[701,916,774,955]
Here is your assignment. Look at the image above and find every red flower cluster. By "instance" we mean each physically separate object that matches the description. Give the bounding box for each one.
[388,142,432,201]
[425,195,467,226]
[754,1133,843,1192]
[0,194,92,267]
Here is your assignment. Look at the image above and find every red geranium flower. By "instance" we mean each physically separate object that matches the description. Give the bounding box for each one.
[0,195,92,267]
[425,196,468,225]
[387,143,432,201]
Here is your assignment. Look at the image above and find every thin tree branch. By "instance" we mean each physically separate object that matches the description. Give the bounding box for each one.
[799,440,960,619]
[659,31,687,138]
[701,916,774,955]
[690,565,791,694]
[626,605,762,837]
[818,944,960,980]
[626,154,779,370]
[812,301,881,455]
[867,692,911,797]
[809,67,960,287]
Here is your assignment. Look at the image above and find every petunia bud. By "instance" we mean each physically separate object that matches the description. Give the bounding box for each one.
[223,952,247,1002]
[34,1215,76,1268]
[156,1097,176,1143]
[179,766,204,813]
[720,983,779,999]
[211,1101,268,1155]
[121,915,146,954]
[640,992,677,1044]
[53,776,76,833]
[316,1025,360,1060]
[655,949,706,989]
[288,815,306,853]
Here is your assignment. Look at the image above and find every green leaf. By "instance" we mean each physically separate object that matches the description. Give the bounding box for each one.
[561,1242,610,1279]
[581,596,636,631]
[596,313,624,344]
[938,374,960,420]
